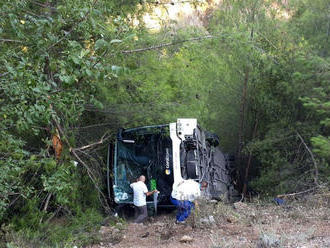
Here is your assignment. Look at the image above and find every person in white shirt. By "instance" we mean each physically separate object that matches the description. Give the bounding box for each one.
[170,179,201,224]
[130,175,157,223]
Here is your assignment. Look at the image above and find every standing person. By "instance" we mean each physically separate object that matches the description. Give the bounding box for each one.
[130,175,157,224]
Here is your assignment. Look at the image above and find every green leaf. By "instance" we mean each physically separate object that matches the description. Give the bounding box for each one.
[95,39,108,49]
[110,39,122,44]
[85,69,93,77]
[71,56,81,65]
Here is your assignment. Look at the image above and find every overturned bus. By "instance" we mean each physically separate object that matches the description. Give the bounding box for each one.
[107,118,234,210]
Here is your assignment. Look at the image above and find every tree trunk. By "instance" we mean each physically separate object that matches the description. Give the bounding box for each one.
[237,67,249,192]
[242,118,258,197]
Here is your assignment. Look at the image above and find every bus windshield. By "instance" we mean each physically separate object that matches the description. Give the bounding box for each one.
[113,125,173,204]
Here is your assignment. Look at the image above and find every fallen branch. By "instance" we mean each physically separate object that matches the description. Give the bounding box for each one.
[277,188,316,198]
[50,107,111,212]
[277,184,326,198]
[71,149,111,211]
[71,132,110,151]
[121,35,214,54]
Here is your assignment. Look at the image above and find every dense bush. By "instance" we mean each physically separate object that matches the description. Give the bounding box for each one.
[0,0,329,246]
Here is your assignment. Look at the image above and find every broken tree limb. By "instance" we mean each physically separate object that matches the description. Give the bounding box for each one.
[49,108,111,212]
[71,132,110,151]
[70,149,111,211]
[121,35,214,54]
[277,184,325,198]
[73,152,110,210]
[296,131,319,186]
[43,193,52,212]
[52,129,63,160]
[39,192,52,223]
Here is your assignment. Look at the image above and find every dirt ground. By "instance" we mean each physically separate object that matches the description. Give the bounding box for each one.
[88,194,330,248]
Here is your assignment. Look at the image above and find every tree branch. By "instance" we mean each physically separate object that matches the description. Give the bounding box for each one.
[43,193,52,212]
[144,0,199,5]
[46,0,98,51]
[71,122,113,130]
[8,195,22,208]
[28,0,57,10]
[296,131,319,186]
[72,133,110,151]
[71,149,111,211]
[121,35,214,54]
[49,105,111,212]
[0,38,23,43]
[277,184,325,198]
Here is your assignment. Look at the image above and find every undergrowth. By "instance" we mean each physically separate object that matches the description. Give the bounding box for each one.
[2,208,104,248]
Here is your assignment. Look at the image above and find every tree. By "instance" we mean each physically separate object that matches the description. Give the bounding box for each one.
[0,0,143,229]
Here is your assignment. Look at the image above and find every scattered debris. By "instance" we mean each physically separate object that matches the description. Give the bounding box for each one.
[226,217,233,223]
[256,233,281,248]
[99,226,111,235]
[153,222,165,227]
[233,201,248,210]
[141,232,149,238]
[90,196,329,248]
[98,225,123,245]
[200,215,215,224]
[160,229,175,240]
[273,198,285,205]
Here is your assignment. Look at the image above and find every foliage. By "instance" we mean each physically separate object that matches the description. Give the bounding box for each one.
[206,0,330,194]
[290,0,330,57]
[0,0,141,245]
[0,0,329,246]
[4,208,103,248]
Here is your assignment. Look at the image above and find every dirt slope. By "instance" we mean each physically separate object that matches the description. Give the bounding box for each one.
[88,195,330,248]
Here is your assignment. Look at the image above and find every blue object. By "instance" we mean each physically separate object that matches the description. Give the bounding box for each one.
[170,196,194,222]
[274,197,285,205]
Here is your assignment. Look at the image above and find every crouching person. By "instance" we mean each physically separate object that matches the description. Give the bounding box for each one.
[130,175,158,224]
[170,179,200,224]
